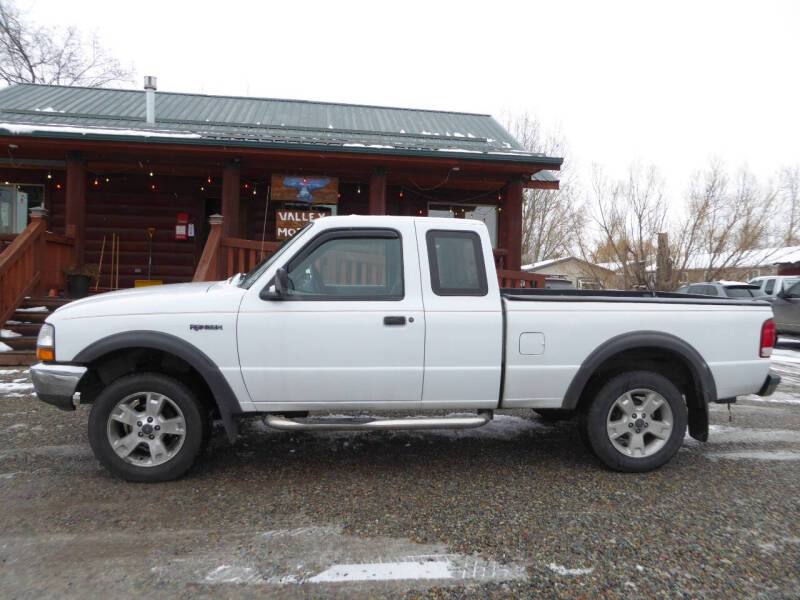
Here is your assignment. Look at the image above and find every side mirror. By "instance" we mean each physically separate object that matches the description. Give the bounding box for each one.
[259,267,290,300]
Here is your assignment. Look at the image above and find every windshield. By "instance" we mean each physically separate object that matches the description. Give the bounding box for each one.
[238,224,314,289]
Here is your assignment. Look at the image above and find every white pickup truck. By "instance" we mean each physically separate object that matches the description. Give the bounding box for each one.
[30,216,780,482]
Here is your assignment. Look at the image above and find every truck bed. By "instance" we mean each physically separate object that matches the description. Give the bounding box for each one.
[500,288,769,306]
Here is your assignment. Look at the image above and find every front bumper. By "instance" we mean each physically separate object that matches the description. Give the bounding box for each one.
[757,373,781,397]
[29,362,87,411]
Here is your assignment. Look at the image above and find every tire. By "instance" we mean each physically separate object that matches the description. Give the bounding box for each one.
[88,373,208,482]
[582,370,687,472]
[534,409,574,422]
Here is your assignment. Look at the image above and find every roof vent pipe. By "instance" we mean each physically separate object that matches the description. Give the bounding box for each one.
[144,76,157,125]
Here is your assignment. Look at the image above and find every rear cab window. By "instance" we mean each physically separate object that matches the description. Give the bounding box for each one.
[426,230,488,296]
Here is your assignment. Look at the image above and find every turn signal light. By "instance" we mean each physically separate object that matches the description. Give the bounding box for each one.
[37,348,54,361]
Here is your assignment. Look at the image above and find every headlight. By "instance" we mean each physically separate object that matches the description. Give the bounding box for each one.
[37,323,55,361]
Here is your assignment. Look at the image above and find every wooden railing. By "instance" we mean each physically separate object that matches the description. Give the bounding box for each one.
[0,214,45,326]
[498,269,546,289]
[222,237,281,277]
[193,215,281,282]
[0,210,75,325]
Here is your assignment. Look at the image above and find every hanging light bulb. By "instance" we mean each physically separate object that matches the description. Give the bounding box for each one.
[105,177,110,183]
[55,183,62,190]
[200,186,205,191]
[151,183,156,191]
[207,175,212,184]
[356,184,361,194]
[149,171,154,177]
[243,183,249,190]
[497,193,503,201]
[252,185,257,196]
[399,188,404,198]
[46,171,52,179]
[93,178,99,186]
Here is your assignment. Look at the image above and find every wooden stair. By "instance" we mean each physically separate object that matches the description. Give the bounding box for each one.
[1,297,73,366]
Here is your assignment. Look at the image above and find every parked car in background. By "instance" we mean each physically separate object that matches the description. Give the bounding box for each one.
[762,279,800,337]
[748,275,800,298]
[677,281,764,299]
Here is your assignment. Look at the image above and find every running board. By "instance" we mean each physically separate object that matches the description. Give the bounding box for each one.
[263,410,493,432]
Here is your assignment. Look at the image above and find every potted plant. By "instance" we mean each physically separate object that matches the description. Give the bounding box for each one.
[65,263,100,298]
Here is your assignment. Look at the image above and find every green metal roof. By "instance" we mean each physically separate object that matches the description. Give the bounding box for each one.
[0,84,562,168]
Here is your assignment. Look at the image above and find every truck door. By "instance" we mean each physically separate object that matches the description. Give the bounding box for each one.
[415,220,503,409]
[237,222,425,409]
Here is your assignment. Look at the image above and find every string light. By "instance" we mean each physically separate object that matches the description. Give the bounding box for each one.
[93,178,99,186]
[497,193,503,201]
[200,186,205,191]
[105,177,110,183]
[399,188,404,198]
[55,183,62,190]
[356,184,361,194]
[252,185,257,196]
[207,175,212,184]
[417,209,424,215]
[46,171,52,179]
[150,183,156,191]
[149,171,154,177]
[337,192,341,199]
[243,183,250,190]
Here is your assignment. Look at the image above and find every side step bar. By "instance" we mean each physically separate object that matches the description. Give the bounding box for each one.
[264,410,493,432]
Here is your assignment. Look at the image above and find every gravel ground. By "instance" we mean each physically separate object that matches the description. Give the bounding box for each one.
[1,348,799,599]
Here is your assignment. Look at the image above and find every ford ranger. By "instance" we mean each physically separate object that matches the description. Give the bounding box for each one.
[29,216,780,481]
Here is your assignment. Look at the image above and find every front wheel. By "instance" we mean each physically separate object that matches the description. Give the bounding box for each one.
[88,373,207,482]
[580,370,687,472]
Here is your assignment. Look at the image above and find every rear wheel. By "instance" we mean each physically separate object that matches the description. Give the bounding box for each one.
[581,370,687,472]
[88,373,207,482]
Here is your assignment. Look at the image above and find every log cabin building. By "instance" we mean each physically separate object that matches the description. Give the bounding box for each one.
[0,79,561,335]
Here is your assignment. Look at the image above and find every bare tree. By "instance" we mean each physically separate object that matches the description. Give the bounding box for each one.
[780,166,800,246]
[0,0,132,87]
[502,113,584,265]
[670,160,778,285]
[583,164,667,290]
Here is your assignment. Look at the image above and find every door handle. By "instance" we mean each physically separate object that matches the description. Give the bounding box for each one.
[383,316,406,326]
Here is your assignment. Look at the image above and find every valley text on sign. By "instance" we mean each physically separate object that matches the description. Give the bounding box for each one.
[276,210,326,240]
[270,174,339,205]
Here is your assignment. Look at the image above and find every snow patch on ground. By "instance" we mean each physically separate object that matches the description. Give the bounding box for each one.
[204,565,261,584]
[308,560,452,583]
[0,381,34,392]
[742,391,800,405]
[705,450,800,461]
[0,342,12,352]
[704,425,800,444]
[14,306,46,312]
[548,563,594,576]
[0,369,24,375]
[0,329,22,338]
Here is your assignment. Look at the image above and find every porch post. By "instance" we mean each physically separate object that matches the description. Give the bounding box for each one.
[65,152,86,262]
[505,175,524,271]
[369,167,387,215]
[221,158,241,238]
[29,206,48,296]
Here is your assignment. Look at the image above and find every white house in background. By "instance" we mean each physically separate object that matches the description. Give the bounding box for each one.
[522,256,617,289]
[672,246,800,283]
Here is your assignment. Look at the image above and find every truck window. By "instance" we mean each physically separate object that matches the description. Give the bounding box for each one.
[285,232,403,300]
[764,279,775,294]
[426,230,488,296]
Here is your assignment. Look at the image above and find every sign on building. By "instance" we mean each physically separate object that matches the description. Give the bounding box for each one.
[276,210,327,240]
[270,174,338,205]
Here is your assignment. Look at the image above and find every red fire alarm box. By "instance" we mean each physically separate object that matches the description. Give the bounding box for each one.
[175,213,189,241]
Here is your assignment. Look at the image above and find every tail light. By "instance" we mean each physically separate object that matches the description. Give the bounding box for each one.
[760,318,775,358]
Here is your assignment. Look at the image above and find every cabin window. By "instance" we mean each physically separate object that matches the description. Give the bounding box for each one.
[286,232,403,300]
[426,230,488,296]
[0,184,43,234]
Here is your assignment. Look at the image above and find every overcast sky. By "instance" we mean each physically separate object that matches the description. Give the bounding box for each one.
[21,0,800,200]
